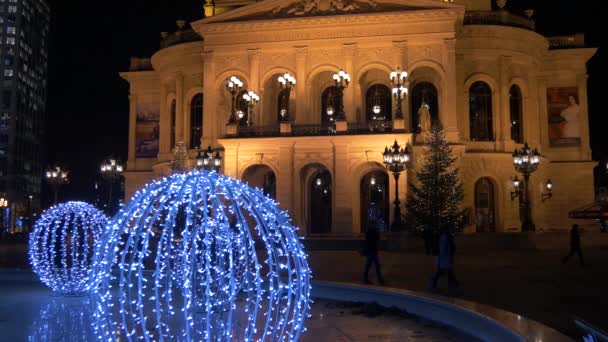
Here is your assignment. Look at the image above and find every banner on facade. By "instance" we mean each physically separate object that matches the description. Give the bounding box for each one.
[135,102,160,158]
[547,87,581,147]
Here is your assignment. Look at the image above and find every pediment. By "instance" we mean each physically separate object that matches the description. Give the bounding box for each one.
[196,0,463,25]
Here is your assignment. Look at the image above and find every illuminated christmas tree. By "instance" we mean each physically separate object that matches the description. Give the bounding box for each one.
[406,124,464,235]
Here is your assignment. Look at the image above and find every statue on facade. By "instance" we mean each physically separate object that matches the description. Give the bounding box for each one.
[418,101,432,133]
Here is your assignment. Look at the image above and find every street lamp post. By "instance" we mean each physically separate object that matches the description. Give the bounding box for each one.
[242,90,260,126]
[196,145,222,172]
[100,158,124,214]
[383,140,411,231]
[512,143,541,232]
[332,70,350,121]
[45,166,69,204]
[278,73,296,122]
[226,76,244,124]
[390,67,409,119]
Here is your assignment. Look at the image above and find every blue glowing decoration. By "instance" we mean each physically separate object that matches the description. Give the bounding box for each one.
[29,201,108,295]
[91,170,311,341]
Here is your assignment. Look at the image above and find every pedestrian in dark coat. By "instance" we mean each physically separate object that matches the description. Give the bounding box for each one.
[430,224,459,292]
[363,226,385,285]
[562,224,585,267]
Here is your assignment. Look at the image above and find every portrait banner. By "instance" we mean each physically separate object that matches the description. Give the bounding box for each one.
[135,102,160,158]
[547,87,581,147]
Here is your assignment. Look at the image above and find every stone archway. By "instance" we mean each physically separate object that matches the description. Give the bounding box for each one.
[242,164,276,200]
[360,170,389,233]
[474,177,497,232]
[300,163,332,234]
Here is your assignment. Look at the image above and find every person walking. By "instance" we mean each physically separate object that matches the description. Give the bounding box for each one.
[562,224,585,267]
[363,226,385,286]
[430,224,459,293]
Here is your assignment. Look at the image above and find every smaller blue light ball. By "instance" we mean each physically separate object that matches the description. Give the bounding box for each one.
[29,201,108,295]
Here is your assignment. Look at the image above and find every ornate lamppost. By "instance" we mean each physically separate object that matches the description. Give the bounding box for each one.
[278,73,296,122]
[390,67,409,120]
[100,158,124,214]
[383,140,411,231]
[226,76,244,124]
[332,69,350,121]
[45,166,69,204]
[195,145,222,172]
[242,90,260,126]
[512,143,540,231]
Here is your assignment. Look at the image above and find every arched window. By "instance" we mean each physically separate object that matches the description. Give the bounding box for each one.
[236,90,249,127]
[189,94,203,149]
[365,84,392,122]
[277,88,290,122]
[410,82,439,133]
[474,178,496,232]
[170,99,176,149]
[469,81,493,141]
[509,85,523,144]
[321,86,341,126]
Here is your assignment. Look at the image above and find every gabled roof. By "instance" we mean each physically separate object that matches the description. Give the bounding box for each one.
[194,0,463,25]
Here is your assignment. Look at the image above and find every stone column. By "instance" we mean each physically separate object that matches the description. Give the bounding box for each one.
[277,143,295,214]
[537,78,549,151]
[332,142,353,233]
[577,74,592,160]
[342,43,357,123]
[202,51,216,148]
[392,41,408,131]
[158,81,171,161]
[127,94,137,170]
[499,55,512,149]
[175,72,185,143]
[248,49,261,126]
[295,46,308,125]
[443,38,459,141]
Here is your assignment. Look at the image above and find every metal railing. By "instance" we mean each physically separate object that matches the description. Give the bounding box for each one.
[548,34,585,49]
[237,125,281,138]
[225,121,397,139]
[160,29,202,49]
[464,11,535,30]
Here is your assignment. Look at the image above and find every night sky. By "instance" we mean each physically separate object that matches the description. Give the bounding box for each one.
[43,0,604,205]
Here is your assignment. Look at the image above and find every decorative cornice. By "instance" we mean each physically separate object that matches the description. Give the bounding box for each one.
[247,48,262,61]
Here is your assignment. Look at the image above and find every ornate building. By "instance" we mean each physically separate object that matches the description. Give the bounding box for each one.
[121,0,596,234]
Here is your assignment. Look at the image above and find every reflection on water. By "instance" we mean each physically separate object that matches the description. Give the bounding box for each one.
[28,296,96,342]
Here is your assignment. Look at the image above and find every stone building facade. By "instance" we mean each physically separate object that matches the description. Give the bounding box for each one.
[121,0,596,234]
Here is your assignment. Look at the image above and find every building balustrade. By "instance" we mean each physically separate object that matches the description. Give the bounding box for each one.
[224,120,395,139]
[464,11,535,31]
[548,34,585,49]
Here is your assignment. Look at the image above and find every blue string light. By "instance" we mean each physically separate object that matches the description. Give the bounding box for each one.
[90,169,311,341]
[29,201,108,295]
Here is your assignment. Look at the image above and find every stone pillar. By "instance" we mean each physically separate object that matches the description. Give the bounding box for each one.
[202,51,216,147]
[158,81,171,161]
[295,46,308,124]
[343,43,357,123]
[277,143,295,214]
[526,66,541,149]
[221,143,238,179]
[175,72,185,143]
[248,48,261,125]
[577,74,592,160]
[499,55,512,149]
[332,143,353,233]
[443,38,459,141]
[392,41,408,131]
[537,78,549,151]
[127,94,137,170]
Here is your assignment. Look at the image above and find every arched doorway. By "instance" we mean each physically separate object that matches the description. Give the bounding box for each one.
[410,82,439,133]
[360,171,389,233]
[308,168,332,234]
[242,165,276,200]
[321,86,341,127]
[474,178,496,232]
[365,84,392,122]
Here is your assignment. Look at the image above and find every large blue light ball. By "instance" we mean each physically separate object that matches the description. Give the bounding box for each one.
[91,170,311,341]
[29,201,108,295]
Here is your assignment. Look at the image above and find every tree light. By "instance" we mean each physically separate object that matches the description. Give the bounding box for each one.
[29,201,108,295]
[90,169,311,341]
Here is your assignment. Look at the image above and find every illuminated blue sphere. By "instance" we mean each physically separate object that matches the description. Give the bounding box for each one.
[91,170,311,341]
[29,201,108,295]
